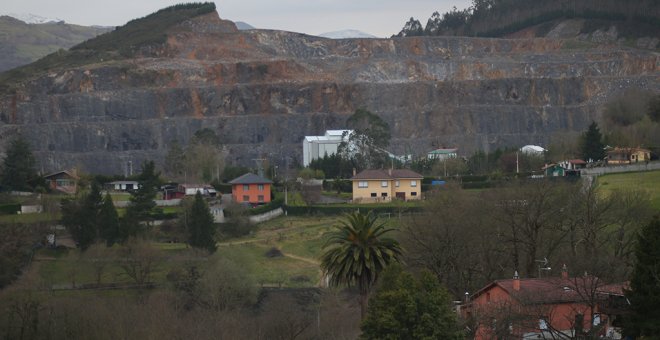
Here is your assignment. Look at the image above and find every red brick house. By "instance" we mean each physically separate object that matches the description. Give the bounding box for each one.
[229,173,272,205]
[462,268,628,339]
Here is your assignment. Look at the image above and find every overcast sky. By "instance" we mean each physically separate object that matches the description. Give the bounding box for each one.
[3,0,472,37]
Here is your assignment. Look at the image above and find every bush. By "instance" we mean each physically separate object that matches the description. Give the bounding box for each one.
[0,203,21,215]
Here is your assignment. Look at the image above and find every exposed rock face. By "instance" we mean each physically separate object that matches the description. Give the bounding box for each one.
[0,11,658,174]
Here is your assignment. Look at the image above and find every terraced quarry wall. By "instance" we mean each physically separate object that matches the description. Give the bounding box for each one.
[0,12,657,174]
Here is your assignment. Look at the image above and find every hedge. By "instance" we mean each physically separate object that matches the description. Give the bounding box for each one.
[285,205,423,216]
[0,203,21,215]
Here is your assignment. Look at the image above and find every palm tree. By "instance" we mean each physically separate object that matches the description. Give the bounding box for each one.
[320,211,403,319]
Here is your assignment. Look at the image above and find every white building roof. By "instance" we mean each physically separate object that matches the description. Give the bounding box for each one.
[520,145,546,153]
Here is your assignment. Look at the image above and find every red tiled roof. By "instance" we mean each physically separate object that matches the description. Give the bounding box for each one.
[472,276,624,305]
[569,159,587,164]
[351,169,423,180]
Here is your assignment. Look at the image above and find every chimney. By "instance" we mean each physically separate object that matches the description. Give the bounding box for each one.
[561,264,568,280]
[352,168,356,176]
[513,271,520,291]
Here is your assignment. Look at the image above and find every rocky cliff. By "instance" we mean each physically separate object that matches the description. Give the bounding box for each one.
[0,9,658,174]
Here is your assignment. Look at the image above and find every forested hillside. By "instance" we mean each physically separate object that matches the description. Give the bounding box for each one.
[397,0,660,41]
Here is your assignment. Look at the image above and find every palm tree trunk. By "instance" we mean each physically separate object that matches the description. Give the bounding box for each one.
[360,291,368,320]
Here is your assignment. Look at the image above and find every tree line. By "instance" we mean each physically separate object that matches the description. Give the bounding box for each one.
[396,0,660,38]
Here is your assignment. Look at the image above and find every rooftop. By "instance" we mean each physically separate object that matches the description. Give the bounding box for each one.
[229,172,273,184]
[351,169,423,180]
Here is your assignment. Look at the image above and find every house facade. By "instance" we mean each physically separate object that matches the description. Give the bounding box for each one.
[229,173,273,205]
[43,170,79,194]
[607,147,651,165]
[462,270,627,339]
[351,169,423,203]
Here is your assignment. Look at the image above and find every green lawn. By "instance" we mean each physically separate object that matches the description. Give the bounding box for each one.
[598,170,660,211]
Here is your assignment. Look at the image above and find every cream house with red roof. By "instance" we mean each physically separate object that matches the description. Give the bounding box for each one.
[350,169,423,203]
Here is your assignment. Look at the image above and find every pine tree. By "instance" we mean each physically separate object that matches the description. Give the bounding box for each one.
[186,191,217,252]
[625,217,660,337]
[0,135,38,192]
[63,181,103,250]
[580,121,606,162]
[98,193,120,246]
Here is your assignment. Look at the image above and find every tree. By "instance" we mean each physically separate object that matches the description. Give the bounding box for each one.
[579,121,605,162]
[164,140,186,180]
[62,181,103,250]
[396,17,424,37]
[1,135,39,192]
[648,94,660,123]
[625,217,660,337]
[119,161,161,241]
[98,192,119,246]
[186,191,217,253]
[339,109,392,170]
[320,211,403,319]
[361,265,463,340]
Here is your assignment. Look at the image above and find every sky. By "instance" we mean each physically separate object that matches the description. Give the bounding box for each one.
[3,0,472,37]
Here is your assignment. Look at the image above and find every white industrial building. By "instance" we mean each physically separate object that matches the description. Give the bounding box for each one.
[302,130,352,167]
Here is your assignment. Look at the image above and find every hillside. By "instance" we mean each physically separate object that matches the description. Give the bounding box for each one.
[0,4,657,174]
[0,16,110,72]
[397,0,659,48]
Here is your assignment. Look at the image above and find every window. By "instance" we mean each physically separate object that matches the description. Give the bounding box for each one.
[381,181,388,187]
[381,192,388,197]
[593,313,601,326]
[370,193,377,197]
[242,195,249,202]
[258,195,264,202]
[243,184,249,191]
[410,180,417,187]
[395,180,400,187]
[411,192,417,196]
[358,181,368,188]
[258,184,264,191]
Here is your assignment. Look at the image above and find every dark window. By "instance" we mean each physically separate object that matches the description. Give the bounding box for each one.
[411,192,417,196]
[381,192,388,197]
[370,193,377,197]
[243,184,249,191]
[258,195,264,202]
[242,195,249,201]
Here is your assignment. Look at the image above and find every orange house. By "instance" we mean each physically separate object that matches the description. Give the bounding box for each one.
[462,269,628,339]
[229,173,272,205]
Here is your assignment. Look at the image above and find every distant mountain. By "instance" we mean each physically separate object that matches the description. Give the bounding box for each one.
[0,15,111,72]
[319,29,377,39]
[5,13,63,24]
[235,21,255,30]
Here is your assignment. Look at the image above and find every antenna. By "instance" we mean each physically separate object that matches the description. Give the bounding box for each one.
[535,257,551,278]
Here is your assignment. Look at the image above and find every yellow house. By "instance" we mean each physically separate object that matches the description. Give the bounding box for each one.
[351,169,424,203]
[607,147,651,165]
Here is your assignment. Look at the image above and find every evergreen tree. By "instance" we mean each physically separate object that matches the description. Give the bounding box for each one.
[186,191,217,252]
[580,121,606,162]
[625,217,660,337]
[62,181,103,250]
[164,140,186,179]
[396,17,424,37]
[119,161,161,241]
[648,94,660,123]
[98,192,120,246]
[361,265,464,340]
[0,135,38,192]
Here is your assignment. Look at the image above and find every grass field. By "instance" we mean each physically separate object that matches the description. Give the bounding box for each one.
[598,170,660,211]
